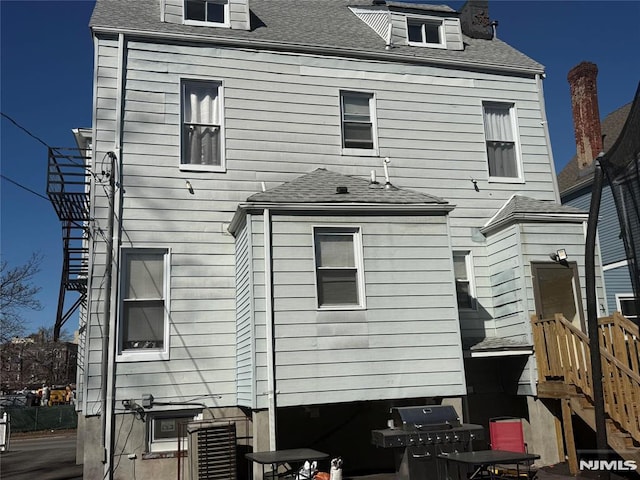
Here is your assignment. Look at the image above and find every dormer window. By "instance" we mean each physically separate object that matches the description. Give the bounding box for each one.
[406,17,445,48]
[184,0,229,27]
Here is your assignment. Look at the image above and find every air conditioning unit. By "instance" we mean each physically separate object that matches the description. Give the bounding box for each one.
[188,421,237,480]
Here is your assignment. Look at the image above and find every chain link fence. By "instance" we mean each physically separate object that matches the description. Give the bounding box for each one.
[2,405,77,432]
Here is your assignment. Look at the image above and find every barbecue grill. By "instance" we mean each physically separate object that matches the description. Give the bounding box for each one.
[371,405,484,480]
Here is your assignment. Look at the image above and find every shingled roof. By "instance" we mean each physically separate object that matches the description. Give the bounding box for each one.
[246,168,448,204]
[89,0,544,74]
[557,102,633,196]
[482,194,587,234]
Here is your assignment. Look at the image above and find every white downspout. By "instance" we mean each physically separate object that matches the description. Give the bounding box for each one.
[103,32,125,480]
[263,209,277,449]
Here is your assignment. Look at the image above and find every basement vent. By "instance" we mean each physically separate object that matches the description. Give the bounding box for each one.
[188,421,237,480]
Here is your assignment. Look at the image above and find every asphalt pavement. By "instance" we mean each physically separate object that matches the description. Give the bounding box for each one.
[0,430,83,480]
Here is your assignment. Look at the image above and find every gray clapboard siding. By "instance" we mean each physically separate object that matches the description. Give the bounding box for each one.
[87,28,560,414]
[235,218,254,407]
[598,185,627,264]
[486,224,520,328]
[604,266,634,314]
[162,0,182,24]
[229,0,250,30]
[244,213,465,408]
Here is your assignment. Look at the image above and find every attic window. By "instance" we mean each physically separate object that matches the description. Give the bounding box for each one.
[406,17,445,48]
[184,0,229,26]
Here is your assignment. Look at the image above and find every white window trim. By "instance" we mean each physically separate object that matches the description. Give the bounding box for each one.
[148,411,202,453]
[453,251,477,311]
[482,101,524,183]
[180,78,226,173]
[313,226,366,311]
[183,0,230,28]
[615,293,639,320]
[405,15,447,49]
[340,90,379,157]
[116,248,171,363]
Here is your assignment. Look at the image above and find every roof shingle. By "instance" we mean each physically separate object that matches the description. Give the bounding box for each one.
[483,194,587,233]
[245,168,448,204]
[89,0,544,74]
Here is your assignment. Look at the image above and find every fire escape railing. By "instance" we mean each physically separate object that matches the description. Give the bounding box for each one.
[46,147,91,340]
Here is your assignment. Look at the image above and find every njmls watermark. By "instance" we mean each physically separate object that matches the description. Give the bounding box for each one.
[578,450,638,473]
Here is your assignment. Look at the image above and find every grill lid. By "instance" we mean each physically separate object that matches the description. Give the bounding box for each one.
[391,405,461,430]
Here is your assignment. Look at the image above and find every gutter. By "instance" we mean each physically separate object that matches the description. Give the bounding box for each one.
[228,202,455,235]
[559,175,596,199]
[90,26,544,77]
[480,212,589,236]
[102,32,126,480]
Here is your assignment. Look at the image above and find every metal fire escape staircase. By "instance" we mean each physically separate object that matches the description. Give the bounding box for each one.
[46,147,91,341]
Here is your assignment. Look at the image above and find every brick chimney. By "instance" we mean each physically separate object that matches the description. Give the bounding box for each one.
[567,62,603,171]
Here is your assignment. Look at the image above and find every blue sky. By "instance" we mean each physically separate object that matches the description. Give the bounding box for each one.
[1,1,639,336]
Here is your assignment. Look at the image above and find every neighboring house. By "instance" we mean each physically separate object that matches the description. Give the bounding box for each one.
[558,62,638,324]
[47,1,607,479]
[0,335,78,392]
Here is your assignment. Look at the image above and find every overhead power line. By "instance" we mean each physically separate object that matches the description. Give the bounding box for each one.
[1,111,51,149]
[0,174,49,201]
[1,111,84,167]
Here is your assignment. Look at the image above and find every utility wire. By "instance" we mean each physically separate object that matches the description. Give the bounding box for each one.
[1,111,50,149]
[1,111,84,167]
[0,173,49,201]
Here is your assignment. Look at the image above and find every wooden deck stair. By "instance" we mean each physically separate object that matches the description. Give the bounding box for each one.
[532,313,640,470]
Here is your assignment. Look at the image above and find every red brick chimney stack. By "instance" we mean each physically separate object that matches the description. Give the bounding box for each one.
[567,61,603,170]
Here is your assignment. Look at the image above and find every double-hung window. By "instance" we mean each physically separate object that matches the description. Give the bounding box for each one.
[453,251,476,310]
[407,17,445,47]
[340,91,377,155]
[482,102,521,180]
[184,0,229,26]
[119,249,169,360]
[182,80,224,171]
[314,227,365,309]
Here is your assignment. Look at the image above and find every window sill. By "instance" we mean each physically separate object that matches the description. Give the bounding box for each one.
[317,305,366,311]
[183,19,229,28]
[407,41,447,49]
[116,350,169,362]
[341,148,379,157]
[142,450,187,460]
[179,163,226,173]
[487,176,524,184]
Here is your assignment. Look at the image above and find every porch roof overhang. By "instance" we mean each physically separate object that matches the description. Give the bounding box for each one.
[228,168,454,235]
[228,201,454,235]
[480,194,589,236]
[463,336,533,358]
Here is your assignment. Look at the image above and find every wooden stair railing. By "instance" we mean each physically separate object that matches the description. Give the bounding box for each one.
[531,312,640,444]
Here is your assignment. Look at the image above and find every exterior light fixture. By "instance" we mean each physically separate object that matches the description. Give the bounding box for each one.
[550,249,568,263]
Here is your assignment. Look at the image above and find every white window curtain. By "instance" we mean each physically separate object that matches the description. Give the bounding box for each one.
[183,82,221,166]
[483,104,517,178]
